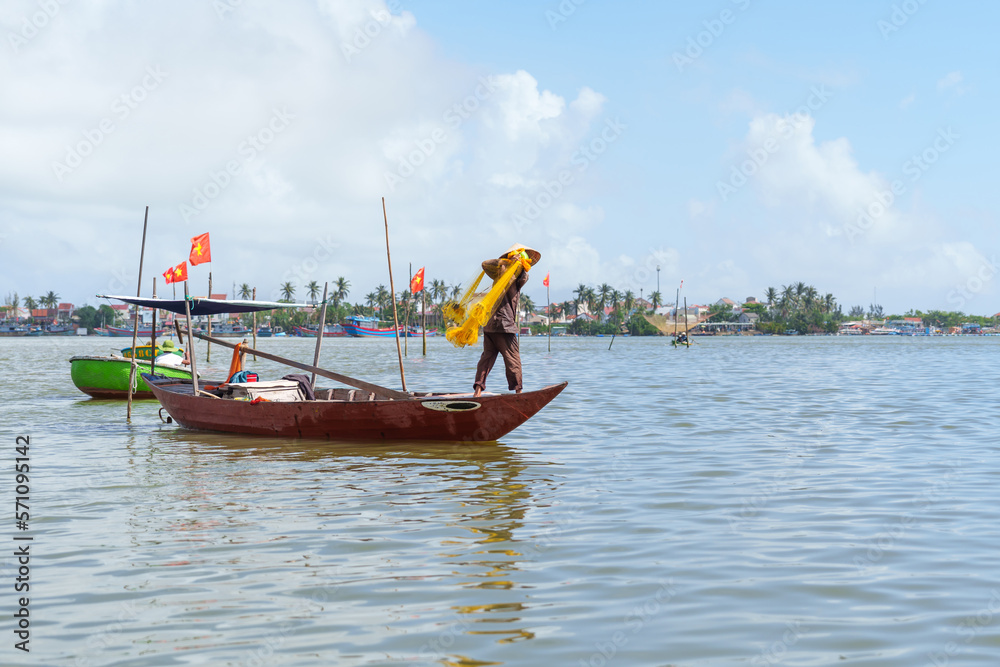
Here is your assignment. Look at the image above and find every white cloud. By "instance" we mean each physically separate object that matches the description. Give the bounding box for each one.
[937,70,968,95]
[899,92,915,110]
[719,112,994,307]
[0,0,620,304]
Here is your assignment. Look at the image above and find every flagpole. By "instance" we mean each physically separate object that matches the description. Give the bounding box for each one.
[382,197,407,392]
[422,287,427,356]
[206,271,212,363]
[184,280,199,395]
[251,287,257,361]
[126,205,149,422]
[150,277,158,377]
[547,279,551,353]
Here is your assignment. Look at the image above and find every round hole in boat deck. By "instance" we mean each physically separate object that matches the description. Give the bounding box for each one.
[420,400,482,412]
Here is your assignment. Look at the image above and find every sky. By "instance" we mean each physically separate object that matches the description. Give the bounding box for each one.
[1,0,998,315]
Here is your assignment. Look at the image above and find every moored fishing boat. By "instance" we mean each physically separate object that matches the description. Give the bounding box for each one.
[343,315,401,337]
[294,324,348,337]
[70,353,193,399]
[94,325,168,337]
[196,322,252,338]
[144,374,566,441]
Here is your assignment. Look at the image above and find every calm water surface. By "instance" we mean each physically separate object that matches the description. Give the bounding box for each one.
[1,334,998,666]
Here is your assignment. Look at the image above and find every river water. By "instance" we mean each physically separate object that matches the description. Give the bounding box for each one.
[1,334,998,666]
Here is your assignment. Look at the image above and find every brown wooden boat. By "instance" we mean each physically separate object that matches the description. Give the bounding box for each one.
[143,374,567,442]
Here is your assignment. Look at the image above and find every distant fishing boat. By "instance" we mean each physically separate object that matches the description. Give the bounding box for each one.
[94,325,168,337]
[294,324,348,337]
[41,324,76,336]
[343,315,401,337]
[0,323,30,337]
[196,322,252,338]
[405,327,439,337]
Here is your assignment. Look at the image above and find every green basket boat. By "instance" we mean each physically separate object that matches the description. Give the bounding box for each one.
[70,355,194,399]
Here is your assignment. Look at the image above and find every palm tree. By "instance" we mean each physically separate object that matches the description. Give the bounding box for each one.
[573,284,589,316]
[279,282,295,302]
[597,283,612,314]
[6,292,19,321]
[623,290,635,316]
[238,283,252,300]
[364,292,378,316]
[649,291,663,312]
[334,276,351,307]
[450,284,462,300]
[375,285,389,315]
[42,291,59,309]
[431,279,447,305]
[823,293,836,314]
[584,287,598,315]
[519,294,535,321]
[23,296,37,314]
[765,286,777,306]
[306,280,321,305]
[609,289,621,321]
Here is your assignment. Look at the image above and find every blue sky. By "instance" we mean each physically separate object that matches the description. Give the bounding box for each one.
[1,0,997,315]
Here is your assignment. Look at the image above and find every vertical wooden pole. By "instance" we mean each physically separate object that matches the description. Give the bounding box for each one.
[684,297,690,349]
[310,282,329,389]
[422,288,426,356]
[184,281,199,394]
[404,263,410,357]
[206,272,212,363]
[674,288,680,337]
[126,206,149,421]
[547,280,551,353]
[382,197,407,392]
[150,277,158,377]
[251,287,257,361]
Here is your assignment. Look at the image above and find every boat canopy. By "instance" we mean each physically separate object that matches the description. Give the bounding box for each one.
[97,295,310,316]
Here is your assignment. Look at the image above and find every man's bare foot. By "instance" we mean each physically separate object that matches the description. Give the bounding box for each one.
[473,388,482,398]
[515,388,522,394]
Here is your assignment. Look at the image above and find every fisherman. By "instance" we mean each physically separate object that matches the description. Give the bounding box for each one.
[473,245,540,397]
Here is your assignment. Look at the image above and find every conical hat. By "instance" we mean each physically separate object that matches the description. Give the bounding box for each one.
[500,244,541,265]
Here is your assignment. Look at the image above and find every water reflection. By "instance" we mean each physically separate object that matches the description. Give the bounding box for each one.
[125,430,554,664]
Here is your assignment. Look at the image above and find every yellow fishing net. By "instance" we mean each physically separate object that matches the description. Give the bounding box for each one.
[444,251,532,348]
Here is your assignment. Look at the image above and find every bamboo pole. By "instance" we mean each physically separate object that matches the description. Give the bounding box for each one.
[150,277,158,377]
[206,272,212,363]
[684,297,690,348]
[126,206,149,421]
[184,281,200,395]
[547,280,551,353]
[310,282,329,389]
[382,197,407,392]
[181,326,409,400]
[251,287,257,360]
[405,263,410,357]
[674,288,680,337]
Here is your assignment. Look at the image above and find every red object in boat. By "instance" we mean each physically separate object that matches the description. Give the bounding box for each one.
[142,374,566,442]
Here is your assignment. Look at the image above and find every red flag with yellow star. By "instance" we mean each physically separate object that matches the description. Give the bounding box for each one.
[543,273,550,287]
[410,267,425,293]
[189,233,211,266]
[163,261,188,284]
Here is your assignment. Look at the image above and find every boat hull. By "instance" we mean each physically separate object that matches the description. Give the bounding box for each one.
[70,356,193,399]
[144,375,567,441]
[343,324,402,337]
